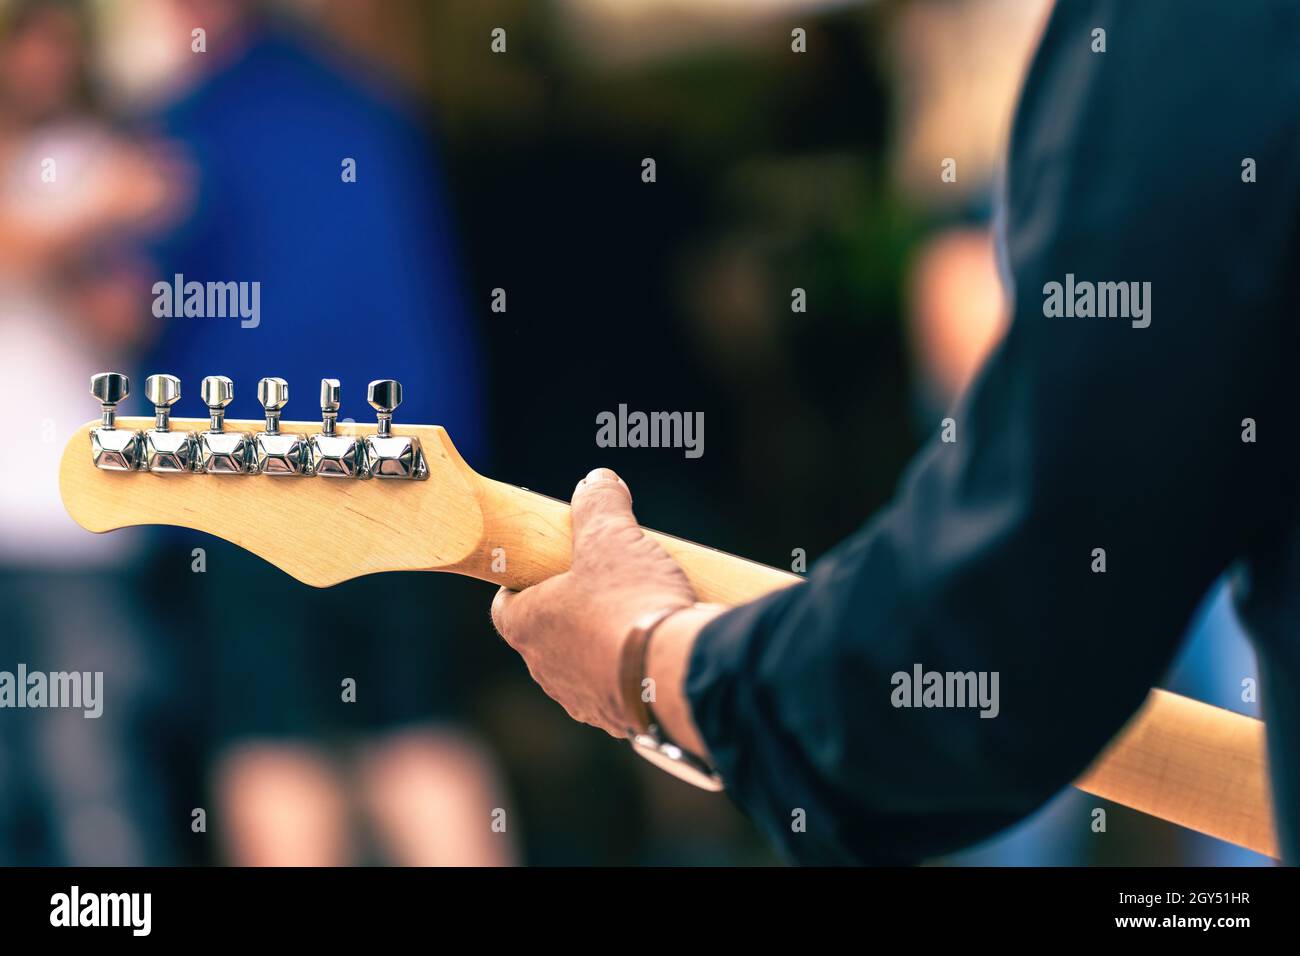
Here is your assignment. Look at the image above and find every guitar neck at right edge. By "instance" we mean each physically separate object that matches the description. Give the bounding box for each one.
[449,477,1278,857]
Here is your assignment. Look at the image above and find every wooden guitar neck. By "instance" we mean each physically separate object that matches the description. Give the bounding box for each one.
[59,413,1279,858]
[458,478,802,603]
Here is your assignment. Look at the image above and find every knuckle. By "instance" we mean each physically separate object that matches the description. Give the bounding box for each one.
[581,514,640,543]
[578,482,631,512]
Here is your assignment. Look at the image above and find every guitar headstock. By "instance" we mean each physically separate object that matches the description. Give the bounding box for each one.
[60,373,488,587]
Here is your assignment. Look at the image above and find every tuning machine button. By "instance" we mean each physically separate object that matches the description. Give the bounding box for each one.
[363,379,427,480]
[307,379,367,478]
[142,374,197,473]
[89,372,143,471]
[253,377,308,475]
[196,375,254,474]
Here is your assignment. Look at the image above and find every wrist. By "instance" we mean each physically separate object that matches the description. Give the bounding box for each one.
[642,603,724,760]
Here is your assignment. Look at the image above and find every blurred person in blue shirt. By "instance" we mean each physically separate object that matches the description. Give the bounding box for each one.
[144,0,514,865]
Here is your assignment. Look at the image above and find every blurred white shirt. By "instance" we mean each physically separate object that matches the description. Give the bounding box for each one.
[0,121,137,567]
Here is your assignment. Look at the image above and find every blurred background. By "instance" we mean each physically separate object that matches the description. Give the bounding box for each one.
[0,0,1272,865]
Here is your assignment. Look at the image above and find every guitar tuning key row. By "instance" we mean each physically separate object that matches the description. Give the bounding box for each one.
[87,373,427,480]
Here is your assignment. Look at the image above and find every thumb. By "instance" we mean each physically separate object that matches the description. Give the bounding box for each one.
[570,467,636,545]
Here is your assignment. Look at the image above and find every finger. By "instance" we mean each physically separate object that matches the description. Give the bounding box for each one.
[491,585,526,643]
[571,467,636,543]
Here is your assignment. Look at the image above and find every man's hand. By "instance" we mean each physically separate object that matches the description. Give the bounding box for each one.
[491,468,718,751]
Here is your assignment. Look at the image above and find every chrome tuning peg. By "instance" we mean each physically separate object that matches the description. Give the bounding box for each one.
[252,377,307,475]
[363,379,427,479]
[89,371,143,471]
[196,375,254,474]
[306,379,367,478]
[142,373,197,473]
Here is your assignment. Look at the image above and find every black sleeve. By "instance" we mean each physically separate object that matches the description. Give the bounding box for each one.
[685,0,1300,864]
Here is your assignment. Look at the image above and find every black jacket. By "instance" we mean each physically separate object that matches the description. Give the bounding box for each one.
[686,0,1300,864]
